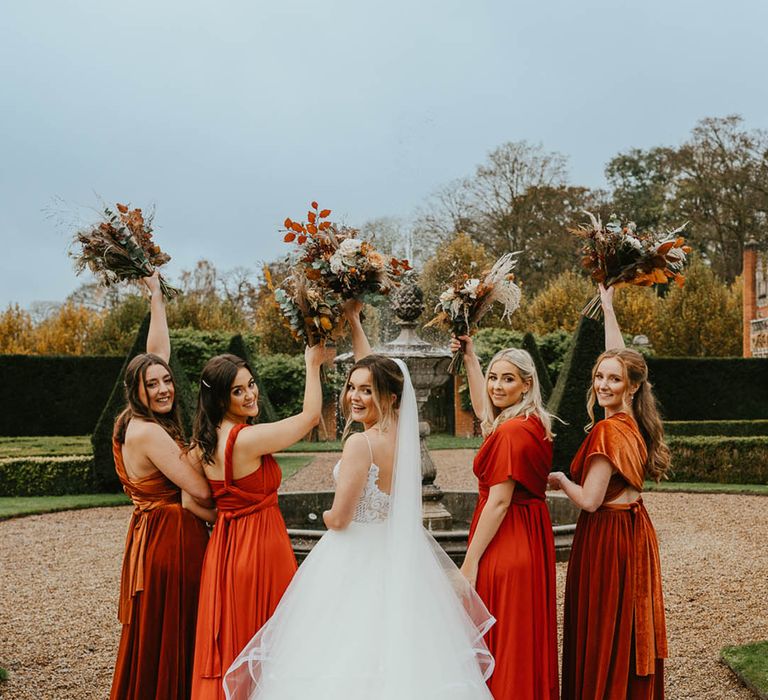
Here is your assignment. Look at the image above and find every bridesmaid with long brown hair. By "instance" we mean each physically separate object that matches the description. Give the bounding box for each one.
[451,335,559,700]
[548,284,669,699]
[111,272,215,700]
[189,344,324,700]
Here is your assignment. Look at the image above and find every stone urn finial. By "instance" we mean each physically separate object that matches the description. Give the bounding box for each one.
[391,275,425,323]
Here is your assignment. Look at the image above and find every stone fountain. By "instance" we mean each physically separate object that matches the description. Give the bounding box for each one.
[278,277,579,564]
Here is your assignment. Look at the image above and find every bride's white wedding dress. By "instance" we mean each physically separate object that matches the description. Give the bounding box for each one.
[224,360,495,700]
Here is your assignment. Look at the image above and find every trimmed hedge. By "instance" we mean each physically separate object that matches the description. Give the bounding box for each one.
[0,355,122,436]
[0,456,95,496]
[91,315,196,491]
[522,332,553,402]
[668,436,768,484]
[665,420,768,437]
[649,357,768,421]
[547,316,604,469]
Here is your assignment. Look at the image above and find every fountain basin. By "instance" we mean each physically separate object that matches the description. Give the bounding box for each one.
[279,490,580,565]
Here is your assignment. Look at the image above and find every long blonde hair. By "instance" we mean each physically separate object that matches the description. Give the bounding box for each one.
[586,348,671,482]
[481,348,554,440]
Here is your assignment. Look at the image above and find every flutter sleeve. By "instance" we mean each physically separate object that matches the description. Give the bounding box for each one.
[570,417,646,490]
[477,418,551,496]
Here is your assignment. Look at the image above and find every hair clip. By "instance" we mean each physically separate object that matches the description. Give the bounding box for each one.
[202,379,211,388]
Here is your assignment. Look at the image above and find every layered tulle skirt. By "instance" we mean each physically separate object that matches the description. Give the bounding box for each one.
[224,520,495,700]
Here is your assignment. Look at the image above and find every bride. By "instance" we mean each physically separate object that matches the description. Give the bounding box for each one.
[223,302,495,700]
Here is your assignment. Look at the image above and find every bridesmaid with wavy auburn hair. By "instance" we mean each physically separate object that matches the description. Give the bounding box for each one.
[451,334,559,700]
[110,272,215,700]
[548,284,669,699]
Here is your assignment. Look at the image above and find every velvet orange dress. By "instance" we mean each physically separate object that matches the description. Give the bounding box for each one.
[110,439,210,700]
[191,424,297,700]
[469,415,559,700]
[562,412,667,700]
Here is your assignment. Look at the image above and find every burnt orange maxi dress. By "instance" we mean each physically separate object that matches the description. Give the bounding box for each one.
[191,424,297,700]
[562,412,667,700]
[110,440,210,700]
[469,415,559,700]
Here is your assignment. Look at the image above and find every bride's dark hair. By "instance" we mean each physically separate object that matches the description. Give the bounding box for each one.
[191,353,256,465]
[340,355,404,441]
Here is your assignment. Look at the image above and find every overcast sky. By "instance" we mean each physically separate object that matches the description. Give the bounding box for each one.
[2,0,767,307]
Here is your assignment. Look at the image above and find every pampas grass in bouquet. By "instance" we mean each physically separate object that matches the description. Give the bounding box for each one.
[425,253,522,375]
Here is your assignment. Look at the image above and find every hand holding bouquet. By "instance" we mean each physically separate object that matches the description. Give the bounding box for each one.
[425,253,522,374]
[572,212,689,318]
[69,202,179,300]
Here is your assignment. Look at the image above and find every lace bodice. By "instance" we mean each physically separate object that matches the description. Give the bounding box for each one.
[332,460,390,523]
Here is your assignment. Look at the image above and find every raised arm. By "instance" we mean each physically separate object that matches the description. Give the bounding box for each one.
[235,344,325,457]
[449,335,485,418]
[343,299,372,360]
[144,272,171,362]
[600,284,625,351]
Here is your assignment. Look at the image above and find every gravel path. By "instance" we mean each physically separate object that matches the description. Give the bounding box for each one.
[1,452,766,699]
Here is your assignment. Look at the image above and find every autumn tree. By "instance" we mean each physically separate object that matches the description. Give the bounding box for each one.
[673,115,768,281]
[252,262,303,355]
[526,270,593,335]
[0,304,35,353]
[167,259,248,331]
[418,232,495,315]
[653,257,742,356]
[605,147,678,230]
[612,287,661,342]
[30,302,104,355]
[415,141,606,293]
[607,115,768,282]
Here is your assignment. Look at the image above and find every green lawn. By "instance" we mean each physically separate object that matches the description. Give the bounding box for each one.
[275,455,313,479]
[644,481,768,496]
[0,493,130,520]
[0,435,92,458]
[721,641,768,698]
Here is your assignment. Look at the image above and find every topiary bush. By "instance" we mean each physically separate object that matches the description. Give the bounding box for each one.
[547,316,604,470]
[0,456,95,496]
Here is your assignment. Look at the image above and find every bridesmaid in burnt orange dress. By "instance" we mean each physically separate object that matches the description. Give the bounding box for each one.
[111,272,215,700]
[189,345,324,700]
[452,336,559,700]
[548,285,669,699]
